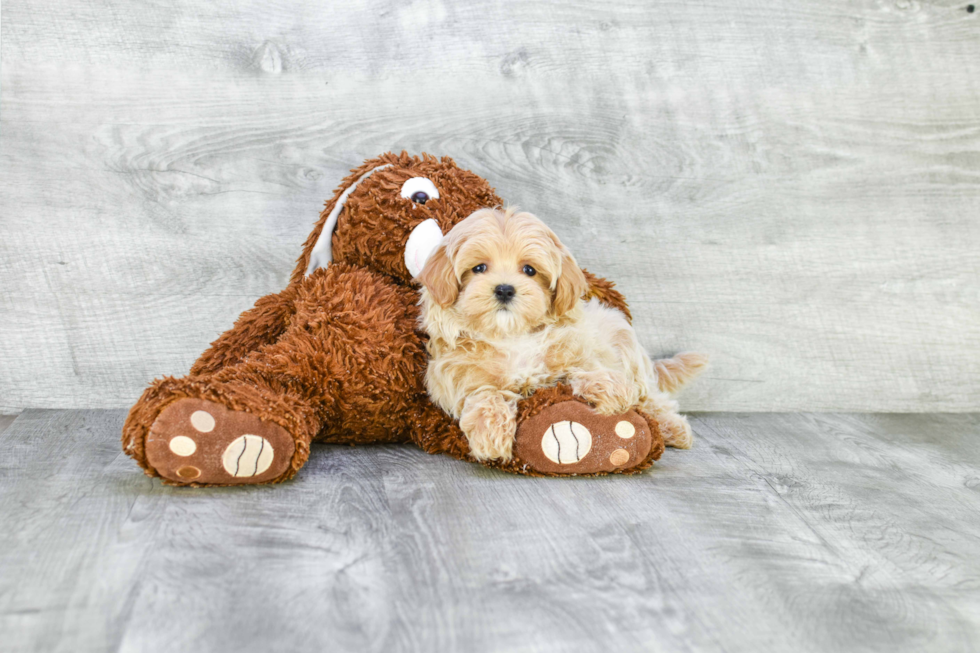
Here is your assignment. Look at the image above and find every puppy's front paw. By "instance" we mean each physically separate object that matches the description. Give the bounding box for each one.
[570,370,637,416]
[460,394,517,461]
[659,412,694,449]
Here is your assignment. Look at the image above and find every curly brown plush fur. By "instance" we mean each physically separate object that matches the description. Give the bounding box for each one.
[122,152,664,486]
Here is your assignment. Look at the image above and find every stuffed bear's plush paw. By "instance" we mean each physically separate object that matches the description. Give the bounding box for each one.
[145,398,295,485]
[569,370,638,416]
[513,401,658,475]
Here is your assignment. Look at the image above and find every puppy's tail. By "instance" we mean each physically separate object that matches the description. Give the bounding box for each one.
[653,352,708,394]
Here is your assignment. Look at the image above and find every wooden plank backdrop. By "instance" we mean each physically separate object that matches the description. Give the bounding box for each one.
[1,0,979,413]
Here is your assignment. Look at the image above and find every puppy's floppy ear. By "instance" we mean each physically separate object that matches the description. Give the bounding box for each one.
[551,245,588,318]
[418,242,459,308]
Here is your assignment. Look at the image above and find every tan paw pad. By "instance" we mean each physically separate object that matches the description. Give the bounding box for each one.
[168,435,197,456]
[541,421,593,464]
[176,465,201,480]
[190,410,215,432]
[614,420,635,438]
[609,449,630,466]
[222,435,274,478]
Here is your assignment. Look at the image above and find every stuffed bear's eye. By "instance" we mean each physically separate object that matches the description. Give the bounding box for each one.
[400,177,440,205]
[523,264,536,276]
[472,264,487,274]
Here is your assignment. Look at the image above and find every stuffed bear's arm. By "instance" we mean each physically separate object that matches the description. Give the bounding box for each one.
[189,284,300,376]
[582,269,632,323]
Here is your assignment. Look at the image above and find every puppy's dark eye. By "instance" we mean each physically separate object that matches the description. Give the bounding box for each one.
[522,265,536,276]
[411,191,429,204]
[472,264,487,274]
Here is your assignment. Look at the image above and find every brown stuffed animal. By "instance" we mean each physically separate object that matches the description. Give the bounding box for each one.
[122,152,666,486]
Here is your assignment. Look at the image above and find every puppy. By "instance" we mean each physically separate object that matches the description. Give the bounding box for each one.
[418,207,706,462]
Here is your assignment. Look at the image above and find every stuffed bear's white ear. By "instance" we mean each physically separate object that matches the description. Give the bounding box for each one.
[405,219,444,279]
[306,163,393,276]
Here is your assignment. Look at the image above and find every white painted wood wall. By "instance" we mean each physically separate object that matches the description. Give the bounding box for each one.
[2,0,979,413]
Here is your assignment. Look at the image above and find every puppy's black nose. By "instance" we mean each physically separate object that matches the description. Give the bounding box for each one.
[494,284,516,303]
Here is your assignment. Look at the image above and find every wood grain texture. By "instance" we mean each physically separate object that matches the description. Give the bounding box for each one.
[0,414,18,437]
[1,410,978,652]
[2,0,980,412]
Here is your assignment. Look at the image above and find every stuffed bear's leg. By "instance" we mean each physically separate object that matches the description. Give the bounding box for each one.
[129,309,376,486]
[408,385,665,477]
[122,284,311,486]
[124,291,336,486]
[189,284,300,376]
[125,265,426,486]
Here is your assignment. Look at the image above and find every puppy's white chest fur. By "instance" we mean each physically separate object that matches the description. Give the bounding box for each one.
[483,300,638,396]
[493,331,553,393]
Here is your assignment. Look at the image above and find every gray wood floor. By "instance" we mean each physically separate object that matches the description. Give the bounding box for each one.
[1,411,977,653]
[0,415,17,438]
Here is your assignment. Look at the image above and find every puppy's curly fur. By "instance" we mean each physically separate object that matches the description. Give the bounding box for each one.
[419,207,706,461]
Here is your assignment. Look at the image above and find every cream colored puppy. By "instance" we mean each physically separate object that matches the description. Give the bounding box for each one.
[418,207,705,462]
